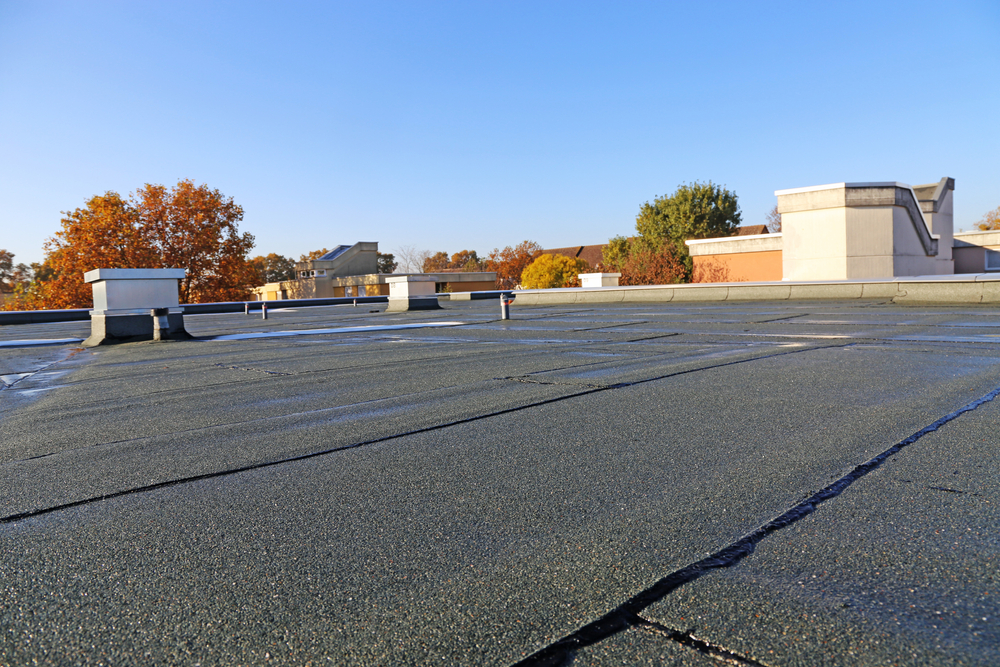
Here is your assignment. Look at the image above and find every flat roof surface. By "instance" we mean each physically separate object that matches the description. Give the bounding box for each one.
[2,299,999,665]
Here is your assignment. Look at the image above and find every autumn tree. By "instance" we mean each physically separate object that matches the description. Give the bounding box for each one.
[603,182,741,285]
[601,236,631,272]
[299,248,331,261]
[448,250,484,271]
[10,191,154,309]
[377,252,397,274]
[422,251,450,272]
[415,249,485,273]
[129,180,256,303]
[250,253,295,283]
[521,254,590,289]
[614,239,687,286]
[976,206,1000,231]
[486,240,543,290]
[3,180,256,310]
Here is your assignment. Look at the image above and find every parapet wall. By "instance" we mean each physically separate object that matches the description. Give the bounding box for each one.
[509,275,1000,305]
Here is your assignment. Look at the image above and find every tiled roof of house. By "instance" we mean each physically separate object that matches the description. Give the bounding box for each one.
[542,245,607,268]
[736,225,769,236]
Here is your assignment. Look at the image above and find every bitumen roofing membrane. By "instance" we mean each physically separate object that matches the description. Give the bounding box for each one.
[0,298,998,666]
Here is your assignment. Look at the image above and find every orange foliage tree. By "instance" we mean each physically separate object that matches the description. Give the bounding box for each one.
[448,250,484,271]
[299,248,331,261]
[422,251,450,272]
[420,249,485,273]
[3,180,256,310]
[486,240,542,289]
[614,239,688,286]
[976,206,1000,231]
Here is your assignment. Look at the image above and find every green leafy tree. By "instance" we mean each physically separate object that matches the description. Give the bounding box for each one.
[601,236,631,271]
[0,250,13,291]
[635,181,741,248]
[377,252,397,274]
[521,254,590,289]
[251,253,295,283]
[0,250,31,293]
[608,181,741,284]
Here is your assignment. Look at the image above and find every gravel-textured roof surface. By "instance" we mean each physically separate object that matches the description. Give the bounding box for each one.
[1,299,998,665]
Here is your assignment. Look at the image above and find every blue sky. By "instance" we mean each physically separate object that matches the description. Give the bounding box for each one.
[2,0,998,266]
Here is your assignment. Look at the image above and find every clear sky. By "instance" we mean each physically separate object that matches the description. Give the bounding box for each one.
[2,0,998,267]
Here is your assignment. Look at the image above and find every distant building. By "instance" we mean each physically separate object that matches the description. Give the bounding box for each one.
[685,178,1000,283]
[251,242,496,300]
[735,225,769,236]
[541,244,608,268]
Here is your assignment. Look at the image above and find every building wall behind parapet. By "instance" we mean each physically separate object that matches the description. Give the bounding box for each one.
[777,182,948,280]
[954,230,1000,274]
[297,242,379,279]
[843,206,894,278]
[780,206,848,280]
[687,234,783,282]
[919,183,955,274]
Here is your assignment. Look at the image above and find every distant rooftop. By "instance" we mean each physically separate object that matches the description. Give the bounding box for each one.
[318,245,352,261]
[543,244,607,267]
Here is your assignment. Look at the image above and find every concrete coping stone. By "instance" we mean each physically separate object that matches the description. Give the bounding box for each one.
[385,275,436,283]
[774,182,910,196]
[507,275,1000,305]
[896,273,1000,282]
[686,233,778,245]
[685,234,784,256]
[510,275,1000,297]
[91,307,185,317]
[84,268,186,283]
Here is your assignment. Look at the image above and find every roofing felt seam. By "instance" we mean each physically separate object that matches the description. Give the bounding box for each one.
[0,342,833,524]
[0,385,604,525]
[212,363,293,376]
[569,321,651,332]
[0,347,85,391]
[632,615,767,666]
[3,340,826,463]
[501,376,617,391]
[511,383,1000,667]
[1,344,518,411]
[4,300,998,663]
